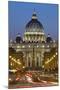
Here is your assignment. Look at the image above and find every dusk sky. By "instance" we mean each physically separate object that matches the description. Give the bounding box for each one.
[8,1,58,40]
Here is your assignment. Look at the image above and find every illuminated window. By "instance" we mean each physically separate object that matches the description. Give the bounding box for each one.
[42,45,44,48]
[22,45,25,48]
[28,45,30,48]
[47,45,49,48]
[37,45,39,48]
[17,45,20,48]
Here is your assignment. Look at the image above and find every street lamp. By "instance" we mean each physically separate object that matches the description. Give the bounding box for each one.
[10,62,13,66]
[23,66,25,69]
[9,56,12,58]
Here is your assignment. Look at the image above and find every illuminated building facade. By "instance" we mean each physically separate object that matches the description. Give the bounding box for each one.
[9,11,58,70]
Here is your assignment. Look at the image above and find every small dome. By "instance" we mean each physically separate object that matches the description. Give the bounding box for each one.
[16,34,22,43]
[26,11,44,32]
[46,34,52,43]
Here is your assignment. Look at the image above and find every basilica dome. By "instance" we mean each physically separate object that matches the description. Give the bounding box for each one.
[26,12,44,32]
[16,33,22,43]
[24,11,46,42]
[46,34,52,43]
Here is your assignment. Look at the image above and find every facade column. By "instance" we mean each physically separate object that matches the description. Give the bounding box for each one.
[30,56,32,67]
[39,53,40,67]
[34,51,36,67]
[40,51,44,67]
[39,52,41,67]
[26,53,28,67]
[26,52,32,68]
[23,52,26,67]
[36,53,40,67]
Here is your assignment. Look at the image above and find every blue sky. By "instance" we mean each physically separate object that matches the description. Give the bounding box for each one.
[8,1,58,40]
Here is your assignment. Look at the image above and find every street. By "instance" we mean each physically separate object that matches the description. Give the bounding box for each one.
[9,72,58,89]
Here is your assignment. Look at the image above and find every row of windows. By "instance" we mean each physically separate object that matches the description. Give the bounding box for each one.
[25,36,45,40]
[17,45,49,48]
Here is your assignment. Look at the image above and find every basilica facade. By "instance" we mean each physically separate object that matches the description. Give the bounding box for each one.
[9,11,57,70]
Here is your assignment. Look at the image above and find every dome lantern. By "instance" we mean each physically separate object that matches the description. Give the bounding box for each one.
[32,10,37,20]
